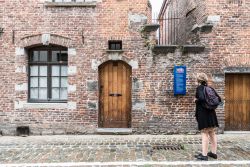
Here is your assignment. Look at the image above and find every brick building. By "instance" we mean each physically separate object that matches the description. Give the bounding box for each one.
[0,0,249,136]
[156,0,250,132]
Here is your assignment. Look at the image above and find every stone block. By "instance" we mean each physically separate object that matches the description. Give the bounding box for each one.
[15,83,28,91]
[68,84,76,93]
[88,101,97,110]
[68,48,76,56]
[67,102,77,110]
[129,60,138,69]
[15,47,25,56]
[68,66,77,75]
[87,81,98,91]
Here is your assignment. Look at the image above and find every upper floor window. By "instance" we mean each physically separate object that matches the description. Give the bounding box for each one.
[28,45,68,103]
[108,40,122,50]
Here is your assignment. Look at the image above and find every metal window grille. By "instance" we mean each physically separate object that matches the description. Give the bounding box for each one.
[155,0,180,45]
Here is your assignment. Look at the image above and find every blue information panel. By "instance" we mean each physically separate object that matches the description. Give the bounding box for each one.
[174,66,186,95]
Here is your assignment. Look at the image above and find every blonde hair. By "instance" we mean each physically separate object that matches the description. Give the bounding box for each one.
[196,73,208,83]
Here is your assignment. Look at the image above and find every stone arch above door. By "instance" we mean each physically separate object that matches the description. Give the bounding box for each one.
[18,33,74,48]
[92,55,138,71]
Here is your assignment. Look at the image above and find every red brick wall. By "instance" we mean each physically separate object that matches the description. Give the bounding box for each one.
[0,0,156,135]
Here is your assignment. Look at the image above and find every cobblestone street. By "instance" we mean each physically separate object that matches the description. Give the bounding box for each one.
[0,134,250,166]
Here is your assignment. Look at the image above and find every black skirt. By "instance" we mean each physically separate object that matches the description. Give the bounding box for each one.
[195,85,219,130]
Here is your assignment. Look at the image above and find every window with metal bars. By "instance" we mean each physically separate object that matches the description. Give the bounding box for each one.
[28,45,68,103]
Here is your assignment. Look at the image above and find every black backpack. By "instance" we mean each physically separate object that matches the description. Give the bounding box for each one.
[203,86,221,110]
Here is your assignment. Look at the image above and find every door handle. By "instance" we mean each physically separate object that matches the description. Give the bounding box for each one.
[109,93,122,97]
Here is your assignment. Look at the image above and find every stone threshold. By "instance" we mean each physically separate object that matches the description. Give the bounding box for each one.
[96,128,132,135]
[2,160,250,167]
[224,131,250,134]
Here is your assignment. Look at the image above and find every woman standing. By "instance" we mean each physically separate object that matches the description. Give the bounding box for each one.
[195,73,220,161]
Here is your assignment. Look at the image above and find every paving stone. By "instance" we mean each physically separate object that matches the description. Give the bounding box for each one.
[0,134,249,166]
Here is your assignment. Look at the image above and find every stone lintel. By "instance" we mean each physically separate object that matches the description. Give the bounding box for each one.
[141,24,160,33]
[182,45,205,53]
[106,50,124,53]
[45,2,97,7]
[224,67,250,73]
[96,128,132,135]
[200,23,213,33]
[152,45,178,53]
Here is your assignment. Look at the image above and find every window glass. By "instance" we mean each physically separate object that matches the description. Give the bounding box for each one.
[52,51,60,62]
[30,66,39,76]
[52,88,60,99]
[61,66,68,76]
[60,88,68,100]
[32,51,39,62]
[52,66,60,76]
[52,77,60,87]
[30,88,38,99]
[61,77,68,87]
[39,77,47,88]
[30,77,38,87]
[40,66,47,76]
[39,51,48,62]
[39,88,47,99]
[61,51,68,61]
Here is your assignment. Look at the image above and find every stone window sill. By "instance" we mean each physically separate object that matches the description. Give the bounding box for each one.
[45,2,97,7]
[106,50,124,53]
[24,103,68,109]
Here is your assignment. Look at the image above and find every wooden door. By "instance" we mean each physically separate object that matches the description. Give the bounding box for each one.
[99,61,132,128]
[225,74,250,131]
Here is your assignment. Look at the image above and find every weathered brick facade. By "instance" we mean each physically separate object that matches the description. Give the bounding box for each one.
[155,0,250,133]
[0,0,249,135]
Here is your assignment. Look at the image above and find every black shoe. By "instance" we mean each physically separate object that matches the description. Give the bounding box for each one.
[208,151,217,159]
[195,154,208,161]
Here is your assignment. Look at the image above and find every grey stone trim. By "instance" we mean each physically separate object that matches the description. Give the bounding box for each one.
[87,101,97,110]
[14,101,76,109]
[141,24,160,33]
[128,12,147,24]
[15,47,25,56]
[68,48,76,56]
[41,34,50,45]
[91,59,101,70]
[15,66,26,73]
[68,84,76,93]
[129,60,139,69]
[206,15,221,25]
[45,1,97,7]
[87,81,98,91]
[132,100,146,110]
[224,67,250,73]
[68,66,77,75]
[15,83,28,91]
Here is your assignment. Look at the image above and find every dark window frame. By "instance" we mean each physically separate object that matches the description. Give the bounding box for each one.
[108,40,122,50]
[28,45,68,103]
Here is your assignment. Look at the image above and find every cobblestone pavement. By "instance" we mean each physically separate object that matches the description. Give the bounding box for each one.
[0,134,250,166]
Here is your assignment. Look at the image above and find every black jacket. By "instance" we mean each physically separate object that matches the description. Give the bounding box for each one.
[195,84,219,130]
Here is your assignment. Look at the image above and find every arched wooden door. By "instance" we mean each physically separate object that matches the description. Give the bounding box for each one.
[99,61,132,128]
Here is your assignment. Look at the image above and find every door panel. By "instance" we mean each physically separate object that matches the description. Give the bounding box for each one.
[225,74,250,131]
[99,61,132,128]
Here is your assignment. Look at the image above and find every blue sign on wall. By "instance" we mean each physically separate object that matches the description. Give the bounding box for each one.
[174,66,186,95]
